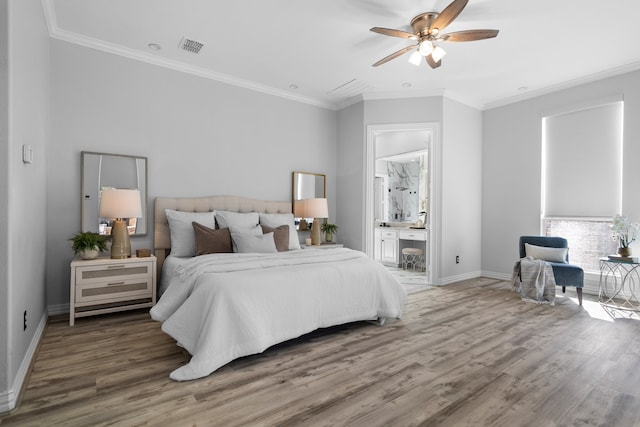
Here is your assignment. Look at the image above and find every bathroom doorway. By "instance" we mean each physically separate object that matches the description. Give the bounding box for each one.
[365,123,441,288]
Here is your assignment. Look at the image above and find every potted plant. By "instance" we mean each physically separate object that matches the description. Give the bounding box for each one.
[321,223,339,243]
[70,231,108,259]
[611,214,640,256]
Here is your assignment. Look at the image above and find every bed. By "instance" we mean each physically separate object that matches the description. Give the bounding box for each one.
[150,195,407,381]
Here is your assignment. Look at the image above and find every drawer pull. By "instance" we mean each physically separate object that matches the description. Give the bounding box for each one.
[108,281,126,286]
[107,265,126,269]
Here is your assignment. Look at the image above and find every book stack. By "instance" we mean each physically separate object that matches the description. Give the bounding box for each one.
[607,254,640,263]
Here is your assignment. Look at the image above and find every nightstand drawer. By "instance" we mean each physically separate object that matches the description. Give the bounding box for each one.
[75,278,153,305]
[76,262,152,284]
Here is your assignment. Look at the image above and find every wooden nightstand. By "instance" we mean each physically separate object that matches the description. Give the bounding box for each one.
[69,255,157,326]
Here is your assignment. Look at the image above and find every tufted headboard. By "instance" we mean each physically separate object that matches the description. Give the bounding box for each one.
[154,195,292,276]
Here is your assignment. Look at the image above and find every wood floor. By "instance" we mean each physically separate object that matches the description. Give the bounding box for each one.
[2,278,640,426]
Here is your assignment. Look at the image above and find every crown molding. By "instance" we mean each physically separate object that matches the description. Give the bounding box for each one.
[483,61,640,110]
[41,0,337,111]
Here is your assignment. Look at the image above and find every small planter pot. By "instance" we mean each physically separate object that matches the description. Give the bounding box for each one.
[617,246,632,257]
[79,248,100,260]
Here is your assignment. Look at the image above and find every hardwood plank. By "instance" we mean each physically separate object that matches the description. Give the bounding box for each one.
[2,279,640,426]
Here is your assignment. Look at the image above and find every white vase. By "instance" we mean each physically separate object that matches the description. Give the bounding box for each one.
[79,248,100,260]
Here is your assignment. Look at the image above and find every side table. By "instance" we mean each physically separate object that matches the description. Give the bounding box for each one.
[598,257,640,312]
[70,255,157,325]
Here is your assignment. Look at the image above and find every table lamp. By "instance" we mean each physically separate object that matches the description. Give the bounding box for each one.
[99,189,142,259]
[294,199,309,230]
[305,198,328,245]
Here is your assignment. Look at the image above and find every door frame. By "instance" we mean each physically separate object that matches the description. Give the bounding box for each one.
[364,122,441,285]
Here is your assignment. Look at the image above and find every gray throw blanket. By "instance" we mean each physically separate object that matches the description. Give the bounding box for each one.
[512,256,556,305]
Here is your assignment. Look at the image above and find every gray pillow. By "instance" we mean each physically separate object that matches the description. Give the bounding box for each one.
[165,209,216,257]
[230,225,277,253]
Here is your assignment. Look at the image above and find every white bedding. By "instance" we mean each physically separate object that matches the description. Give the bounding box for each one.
[150,248,407,381]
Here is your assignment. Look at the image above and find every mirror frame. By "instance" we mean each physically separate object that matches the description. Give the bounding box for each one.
[292,171,326,202]
[81,151,148,236]
[292,171,326,229]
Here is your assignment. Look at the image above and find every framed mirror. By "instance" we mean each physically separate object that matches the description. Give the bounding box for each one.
[81,151,148,236]
[292,171,326,229]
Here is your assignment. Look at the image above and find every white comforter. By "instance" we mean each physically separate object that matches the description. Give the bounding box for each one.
[150,248,407,381]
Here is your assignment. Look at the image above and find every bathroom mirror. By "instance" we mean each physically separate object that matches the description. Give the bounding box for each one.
[292,171,326,229]
[81,151,148,236]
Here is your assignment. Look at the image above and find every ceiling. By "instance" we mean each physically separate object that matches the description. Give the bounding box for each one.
[44,0,640,110]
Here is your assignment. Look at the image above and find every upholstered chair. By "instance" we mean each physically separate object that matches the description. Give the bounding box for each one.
[519,236,584,305]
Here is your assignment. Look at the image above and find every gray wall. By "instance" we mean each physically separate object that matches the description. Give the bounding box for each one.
[482,69,640,287]
[0,0,50,411]
[337,96,483,285]
[46,39,338,311]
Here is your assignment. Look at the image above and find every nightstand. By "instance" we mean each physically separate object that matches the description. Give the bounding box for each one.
[69,255,157,326]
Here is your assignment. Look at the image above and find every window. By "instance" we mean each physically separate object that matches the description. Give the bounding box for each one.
[542,98,623,273]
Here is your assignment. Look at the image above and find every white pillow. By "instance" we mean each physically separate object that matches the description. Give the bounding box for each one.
[216,211,259,230]
[524,243,568,263]
[229,225,277,253]
[259,212,301,250]
[165,209,216,257]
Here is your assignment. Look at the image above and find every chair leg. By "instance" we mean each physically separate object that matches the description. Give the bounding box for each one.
[577,287,583,306]
[562,286,566,293]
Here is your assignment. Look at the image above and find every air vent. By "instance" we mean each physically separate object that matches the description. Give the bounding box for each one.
[327,78,374,98]
[179,37,204,54]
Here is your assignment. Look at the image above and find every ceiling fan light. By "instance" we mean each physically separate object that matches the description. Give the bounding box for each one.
[408,50,422,66]
[431,46,447,62]
[418,40,433,56]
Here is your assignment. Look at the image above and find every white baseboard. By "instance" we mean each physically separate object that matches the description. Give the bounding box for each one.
[438,270,482,286]
[0,310,47,413]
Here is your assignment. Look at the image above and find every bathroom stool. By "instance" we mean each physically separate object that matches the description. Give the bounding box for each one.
[402,247,424,271]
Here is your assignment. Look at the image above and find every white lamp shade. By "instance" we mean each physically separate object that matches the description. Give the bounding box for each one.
[99,189,142,219]
[305,198,328,218]
[293,199,308,217]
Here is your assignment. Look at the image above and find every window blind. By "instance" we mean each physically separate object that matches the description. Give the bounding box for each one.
[543,100,623,217]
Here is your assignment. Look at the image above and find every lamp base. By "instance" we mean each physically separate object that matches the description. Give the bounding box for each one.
[110,219,131,259]
[311,219,322,245]
[298,218,308,231]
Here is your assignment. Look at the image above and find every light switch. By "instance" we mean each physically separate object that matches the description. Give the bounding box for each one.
[22,145,33,164]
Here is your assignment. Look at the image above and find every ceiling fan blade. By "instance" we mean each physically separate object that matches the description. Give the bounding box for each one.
[370,27,419,40]
[425,55,441,69]
[431,0,468,33]
[372,45,417,67]
[440,29,499,42]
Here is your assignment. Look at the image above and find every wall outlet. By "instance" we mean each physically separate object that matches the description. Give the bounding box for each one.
[23,310,27,331]
[456,255,460,264]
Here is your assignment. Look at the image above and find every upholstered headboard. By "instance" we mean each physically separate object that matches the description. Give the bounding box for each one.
[154,195,292,275]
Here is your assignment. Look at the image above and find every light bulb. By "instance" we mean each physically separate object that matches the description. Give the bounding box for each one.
[418,40,433,56]
[408,50,422,66]
[431,46,447,62]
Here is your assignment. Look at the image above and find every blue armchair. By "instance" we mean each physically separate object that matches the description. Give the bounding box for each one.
[519,236,584,305]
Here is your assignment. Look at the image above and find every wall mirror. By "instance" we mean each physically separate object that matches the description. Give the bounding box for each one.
[292,171,326,229]
[81,151,148,236]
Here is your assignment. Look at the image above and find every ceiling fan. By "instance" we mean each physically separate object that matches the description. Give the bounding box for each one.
[370,0,499,69]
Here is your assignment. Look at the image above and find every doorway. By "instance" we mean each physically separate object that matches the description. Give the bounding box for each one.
[365,123,440,288]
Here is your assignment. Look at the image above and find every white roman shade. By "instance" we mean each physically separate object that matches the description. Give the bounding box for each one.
[543,99,623,217]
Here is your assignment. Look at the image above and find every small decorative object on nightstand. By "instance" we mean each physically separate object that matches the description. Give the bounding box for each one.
[69,255,156,325]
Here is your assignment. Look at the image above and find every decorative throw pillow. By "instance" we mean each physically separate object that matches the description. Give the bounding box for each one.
[524,243,568,263]
[259,212,301,250]
[261,224,290,252]
[165,209,216,257]
[230,225,277,253]
[192,222,233,255]
[216,211,259,230]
